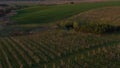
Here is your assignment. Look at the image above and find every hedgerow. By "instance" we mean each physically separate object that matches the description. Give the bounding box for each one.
[58,21,120,34]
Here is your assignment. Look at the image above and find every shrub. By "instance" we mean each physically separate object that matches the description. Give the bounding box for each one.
[73,21,79,31]
[70,2,74,4]
[57,20,74,30]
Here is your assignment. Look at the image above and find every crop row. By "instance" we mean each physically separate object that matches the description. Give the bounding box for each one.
[0,30,119,68]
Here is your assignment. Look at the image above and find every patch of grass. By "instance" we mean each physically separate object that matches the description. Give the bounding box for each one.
[16,6,53,14]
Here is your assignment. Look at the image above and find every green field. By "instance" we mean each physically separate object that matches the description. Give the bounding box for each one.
[12,1,120,24]
[1,1,120,68]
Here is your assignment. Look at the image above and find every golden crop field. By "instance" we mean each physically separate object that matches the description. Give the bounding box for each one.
[70,6,120,26]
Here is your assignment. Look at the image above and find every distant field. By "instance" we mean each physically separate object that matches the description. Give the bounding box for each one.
[11,1,120,24]
[67,6,120,26]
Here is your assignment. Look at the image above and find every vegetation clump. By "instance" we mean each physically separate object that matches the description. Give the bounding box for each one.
[58,20,120,34]
[70,2,74,4]
[57,20,74,30]
[78,23,120,34]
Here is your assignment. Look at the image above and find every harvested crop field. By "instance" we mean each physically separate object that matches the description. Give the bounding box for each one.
[71,6,120,26]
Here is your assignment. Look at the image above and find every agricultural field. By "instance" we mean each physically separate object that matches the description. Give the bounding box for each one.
[11,1,120,24]
[0,0,120,68]
[0,30,120,68]
[69,6,120,26]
